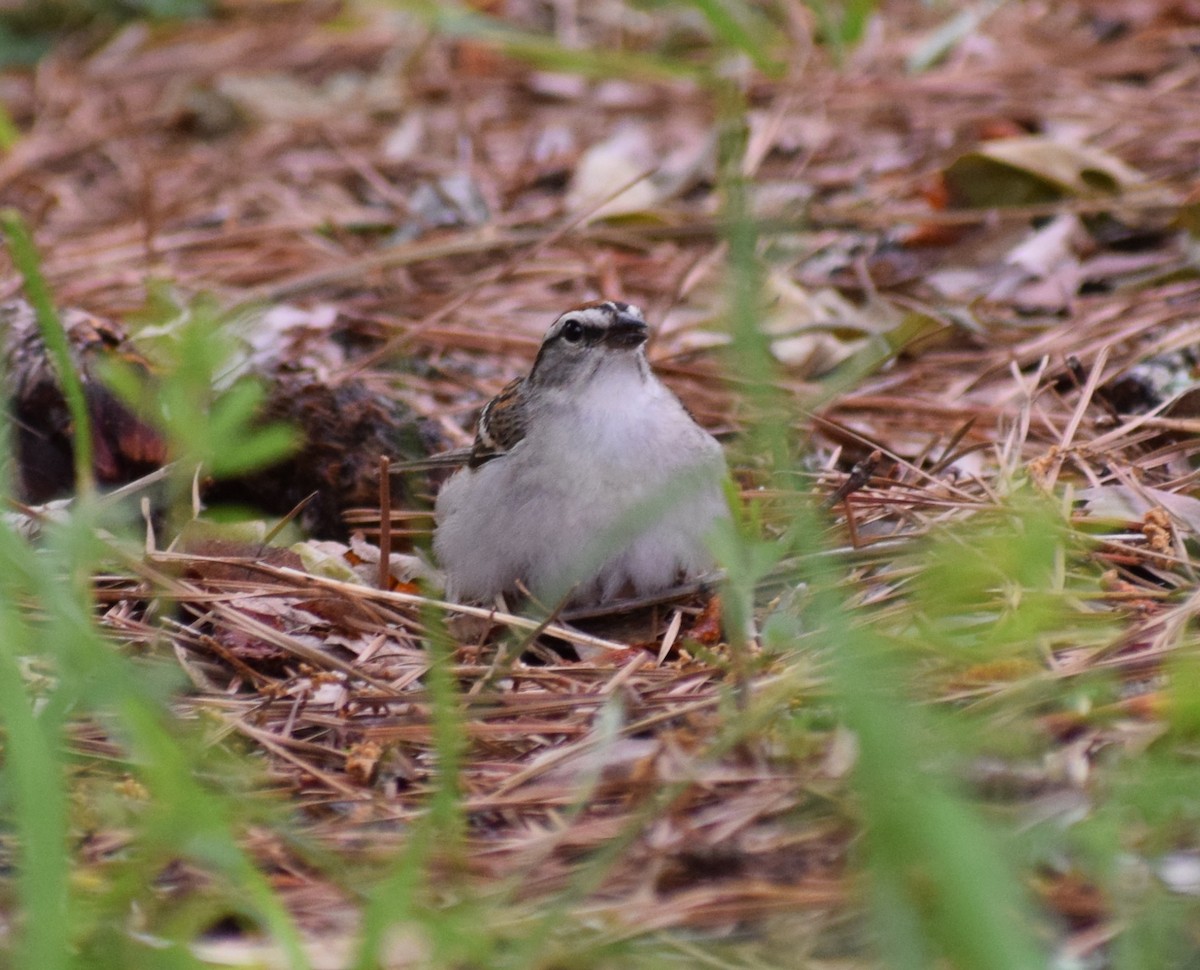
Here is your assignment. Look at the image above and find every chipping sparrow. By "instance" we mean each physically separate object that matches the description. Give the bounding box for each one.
[434,301,729,606]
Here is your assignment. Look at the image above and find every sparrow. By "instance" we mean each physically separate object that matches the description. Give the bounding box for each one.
[433,301,728,606]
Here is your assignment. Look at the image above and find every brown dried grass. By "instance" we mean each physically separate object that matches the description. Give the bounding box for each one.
[6,0,1200,956]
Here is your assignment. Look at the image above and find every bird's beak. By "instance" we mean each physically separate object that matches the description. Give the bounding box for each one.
[605,314,648,350]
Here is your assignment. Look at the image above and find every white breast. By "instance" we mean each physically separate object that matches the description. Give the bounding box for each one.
[434,364,727,605]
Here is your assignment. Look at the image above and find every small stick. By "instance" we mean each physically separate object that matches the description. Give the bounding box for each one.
[263,491,318,545]
[824,449,882,510]
[1066,354,1121,423]
[378,455,391,591]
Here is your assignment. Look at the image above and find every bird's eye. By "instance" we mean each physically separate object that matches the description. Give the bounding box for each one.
[561,319,585,343]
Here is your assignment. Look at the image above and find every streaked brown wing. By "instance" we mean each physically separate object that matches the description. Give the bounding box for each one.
[469,378,527,467]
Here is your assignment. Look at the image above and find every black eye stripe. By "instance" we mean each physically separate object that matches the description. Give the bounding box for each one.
[555,321,602,344]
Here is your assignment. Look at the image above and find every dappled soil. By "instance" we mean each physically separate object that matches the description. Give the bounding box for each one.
[5,0,1200,961]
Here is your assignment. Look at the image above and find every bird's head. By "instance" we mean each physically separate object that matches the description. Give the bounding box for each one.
[528,301,649,388]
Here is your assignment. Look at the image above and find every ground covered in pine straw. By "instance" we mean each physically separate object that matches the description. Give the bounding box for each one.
[4,1,1200,966]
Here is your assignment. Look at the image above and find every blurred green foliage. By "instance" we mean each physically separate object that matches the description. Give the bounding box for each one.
[0,0,211,67]
[1,213,309,968]
[104,287,298,486]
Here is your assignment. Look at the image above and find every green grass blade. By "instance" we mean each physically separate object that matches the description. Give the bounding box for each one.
[0,587,70,970]
[682,0,784,76]
[1,209,94,496]
[414,4,702,84]
[0,100,19,150]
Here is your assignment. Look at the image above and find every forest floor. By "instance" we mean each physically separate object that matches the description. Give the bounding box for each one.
[3,1,1200,966]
